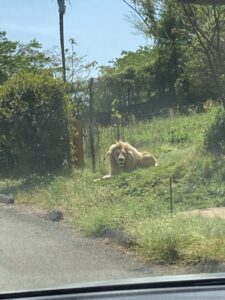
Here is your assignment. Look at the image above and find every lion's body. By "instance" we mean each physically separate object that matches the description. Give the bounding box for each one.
[102,141,157,179]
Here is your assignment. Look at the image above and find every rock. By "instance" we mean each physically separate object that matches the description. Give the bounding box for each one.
[96,228,137,247]
[0,194,15,205]
[196,257,225,273]
[45,209,64,222]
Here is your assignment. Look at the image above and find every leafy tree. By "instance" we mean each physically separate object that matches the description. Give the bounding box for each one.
[180,3,225,101]
[0,71,70,174]
[0,31,51,84]
[94,43,188,119]
[123,0,225,102]
[122,0,193,104]
[97,47,154,110]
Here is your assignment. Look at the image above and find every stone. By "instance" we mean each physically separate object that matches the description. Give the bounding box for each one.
[0,194,15,205]
[96,228,137,247]
[45,209,64,222]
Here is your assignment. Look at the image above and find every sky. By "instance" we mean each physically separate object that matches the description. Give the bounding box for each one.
[0,0,150,70]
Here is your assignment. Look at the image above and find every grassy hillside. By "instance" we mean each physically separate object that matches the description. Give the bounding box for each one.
[2,106,225,265]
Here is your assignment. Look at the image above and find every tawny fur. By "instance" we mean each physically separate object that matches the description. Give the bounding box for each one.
[101,141,157,179]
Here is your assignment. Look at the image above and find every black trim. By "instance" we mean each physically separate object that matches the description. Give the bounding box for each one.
[2,275,225,299]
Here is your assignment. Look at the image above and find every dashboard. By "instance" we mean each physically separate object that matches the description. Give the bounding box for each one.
[2,273,225,300]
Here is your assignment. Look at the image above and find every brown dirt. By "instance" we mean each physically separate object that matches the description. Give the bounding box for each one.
[184,207,225,219]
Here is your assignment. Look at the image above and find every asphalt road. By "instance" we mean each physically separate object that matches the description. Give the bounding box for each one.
[0,204,166,293]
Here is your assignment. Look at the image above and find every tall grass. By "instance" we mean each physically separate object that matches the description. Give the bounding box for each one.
[91,110,215,175]
[129,215,225,264]
[2,107,225,265]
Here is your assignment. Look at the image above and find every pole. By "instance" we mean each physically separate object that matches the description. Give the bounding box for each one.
[89,78,96,172]
[170,177,173,218]
[58,0,66,82]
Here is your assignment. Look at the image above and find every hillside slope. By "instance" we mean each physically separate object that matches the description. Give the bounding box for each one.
[1,107,225,266]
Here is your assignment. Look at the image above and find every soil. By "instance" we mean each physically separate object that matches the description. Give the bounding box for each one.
[184,207,225,219]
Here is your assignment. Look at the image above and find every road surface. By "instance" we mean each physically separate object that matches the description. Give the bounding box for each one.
[0,204,171,293]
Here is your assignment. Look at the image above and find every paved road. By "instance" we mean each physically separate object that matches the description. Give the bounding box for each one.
[0,204,167,293]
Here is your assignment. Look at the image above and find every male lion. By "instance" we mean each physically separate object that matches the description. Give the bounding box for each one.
[101,140,157,179]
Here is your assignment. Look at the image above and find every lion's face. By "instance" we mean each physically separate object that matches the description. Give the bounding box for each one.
[108,142,129,169]
[112,147,127,168]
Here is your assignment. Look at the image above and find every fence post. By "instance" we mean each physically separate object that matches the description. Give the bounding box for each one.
[73,119,84,168]
[170,177,173,217]
[89,78,96,172]
[116,122,120,141]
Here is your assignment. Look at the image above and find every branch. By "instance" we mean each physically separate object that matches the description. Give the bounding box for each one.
[122,0,152,31]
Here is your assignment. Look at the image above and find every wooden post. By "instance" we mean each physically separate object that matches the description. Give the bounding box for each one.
[116,122,120,141]
[73,120,84,168]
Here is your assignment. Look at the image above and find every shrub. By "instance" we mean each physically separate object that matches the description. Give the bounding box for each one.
[0,71,71,174]
[204,106,225,155]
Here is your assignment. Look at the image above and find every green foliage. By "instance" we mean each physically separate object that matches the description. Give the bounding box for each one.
[3,109,225,265]
[111,99,123,124]
[93,0,225,118]
[132,215,225,264]
[0,31,51,84]
[96,45,183,115]
[204,106,225,154]
[0,71,70,174]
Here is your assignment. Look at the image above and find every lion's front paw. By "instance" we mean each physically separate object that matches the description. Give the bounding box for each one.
[102,174,112,179]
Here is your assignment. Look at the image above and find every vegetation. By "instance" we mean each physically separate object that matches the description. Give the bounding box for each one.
[2,0,225,268]
[92,0,225,120]
[0,71,71,174]
[2,107,225,266]
[0,31,51,84]
[205,106,225,154]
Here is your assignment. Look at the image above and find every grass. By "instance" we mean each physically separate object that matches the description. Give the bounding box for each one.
[129,215,225,264]
[2,106,225,266]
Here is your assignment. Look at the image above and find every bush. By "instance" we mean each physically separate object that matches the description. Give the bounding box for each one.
[204,106,225,155]
[0,71,71,174]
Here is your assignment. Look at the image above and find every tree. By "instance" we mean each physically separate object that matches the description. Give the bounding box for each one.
[122,0,193,104]
[0,32,50,84]
[180,3,225,100]
[57,0,66,82]
[122,0,225,102]
[0,71,71,174]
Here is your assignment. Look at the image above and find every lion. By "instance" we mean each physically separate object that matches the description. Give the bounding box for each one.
[100,140,158,180]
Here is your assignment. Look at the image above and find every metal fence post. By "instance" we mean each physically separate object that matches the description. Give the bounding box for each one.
[170,177,173,217]
[89,78,96,172]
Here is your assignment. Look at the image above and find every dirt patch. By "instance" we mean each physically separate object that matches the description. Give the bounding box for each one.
[184,207,225,219]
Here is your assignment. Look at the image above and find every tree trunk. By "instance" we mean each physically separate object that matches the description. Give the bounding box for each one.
[58,0,66,82]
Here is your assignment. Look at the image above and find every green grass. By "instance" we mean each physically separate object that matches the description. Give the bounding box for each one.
[129,215,225,264]
[2,107,225,265]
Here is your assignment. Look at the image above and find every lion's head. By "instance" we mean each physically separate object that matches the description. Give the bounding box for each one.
[106,140,140,175]
[107,141,130,170]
